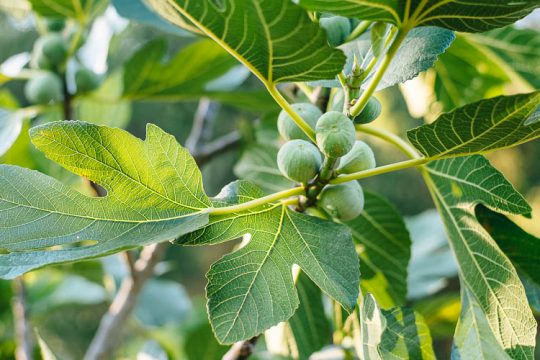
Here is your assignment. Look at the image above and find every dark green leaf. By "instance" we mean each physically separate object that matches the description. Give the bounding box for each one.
[346,191,411,308]
[0,122,210,279]
[299,0,539,32]
[149,0,346,84]
[408,91,540,159]
[288,272,332,359]
[28,0,107,19]
[178,181,359,344]
[423,156,536,359]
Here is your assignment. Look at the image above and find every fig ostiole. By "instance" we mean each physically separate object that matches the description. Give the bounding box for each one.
[318,181,365,221]
[316,111,356,158]
[277,139,322,184]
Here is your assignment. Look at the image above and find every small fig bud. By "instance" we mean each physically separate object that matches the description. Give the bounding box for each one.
[320,16,351,47]
[337,141,376,174]
[277,140,322,184]
[35,34,68,66]
[75,68,101,93]
[318,181,364,221]
[278,103,322,141]
[24,72,63,104]
[316,111,355,158]
[355,97,381,124]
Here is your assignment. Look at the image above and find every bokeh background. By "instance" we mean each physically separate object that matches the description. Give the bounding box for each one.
[0,2,539,359]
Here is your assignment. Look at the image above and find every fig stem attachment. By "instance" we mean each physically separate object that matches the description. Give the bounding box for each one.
[349,27,410,117]
[268,85,317,142]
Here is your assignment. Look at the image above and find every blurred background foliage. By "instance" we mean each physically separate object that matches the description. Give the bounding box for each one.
[0,1,539,359]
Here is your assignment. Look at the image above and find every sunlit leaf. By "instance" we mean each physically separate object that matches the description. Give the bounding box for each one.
[0,122,211,279]
[178,181,359,344]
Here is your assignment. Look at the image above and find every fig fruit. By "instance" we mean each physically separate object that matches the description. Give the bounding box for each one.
[337,141,376,174]
[75,68,101,93]
[316,111,355,158]
[277,140,322,184]
[318,181,364,221]
[278,103,322,141]
[320,16,351,47]
[355,97,381,124]
[24,72,63,104]
[35,34,68,66]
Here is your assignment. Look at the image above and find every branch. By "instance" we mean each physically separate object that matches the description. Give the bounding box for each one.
[12,277,33,360]
[83,243,168,360]
[222,337,260,360]
[195,131,242,166]
[185,98,212,153]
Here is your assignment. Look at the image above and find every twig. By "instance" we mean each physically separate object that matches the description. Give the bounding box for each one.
[195,131,243,166]
[222,337,260,360]
[185,98,212,153]
[12,277,33,360]
[83,243,168,360]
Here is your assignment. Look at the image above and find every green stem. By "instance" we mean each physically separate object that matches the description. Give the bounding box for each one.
[210,187,304,215]
[330,157,427,185]
[268,85,317,142]
[345,21,372,43]
[350,28,410,117]
[356,124,421,159]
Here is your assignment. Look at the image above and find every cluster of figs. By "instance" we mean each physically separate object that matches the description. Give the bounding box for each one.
[24,19,101,105]
[276,98,381,222]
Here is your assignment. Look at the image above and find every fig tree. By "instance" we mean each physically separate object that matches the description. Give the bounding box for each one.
[318,181,365,221]
[320,16,351,47]
[278,103,322,141]
[277,140,322,184]
[355,97,382,124]
[337,141,376,174]
[316,111,355,158]
[75,68,101,93]
[24,72,63,104]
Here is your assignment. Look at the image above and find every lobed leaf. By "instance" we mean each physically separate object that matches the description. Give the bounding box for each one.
[423,155,536,359]
[346,191,411,308]
[408,91,540,159]
[149,0,346,84]
[178,181,359,344]
[0,122,211,279]
[298,0,540,32]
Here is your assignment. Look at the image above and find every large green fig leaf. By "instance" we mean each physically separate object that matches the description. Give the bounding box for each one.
[346,191,411,308]
[357,294,436,360]
[423,155,536,359]
[149,0,346,85]
[0,122,211,279]
[408,91,540,159]
[299,0,540,32]
[178,181,359,344]
[0,108,24,157]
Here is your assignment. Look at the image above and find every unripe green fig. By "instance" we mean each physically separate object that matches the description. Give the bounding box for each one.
[355,97,382,124]
[75,68,101,93]
[318,181,364,221]
[24,72,63,104]
[277,140,322,184]
[330,89,345,112]
[337,141,376,174]
[35,34,67,66]
[278,103,322,141]
[316,111,356,158]
[45,19,65,32]
[320,16,351,47]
